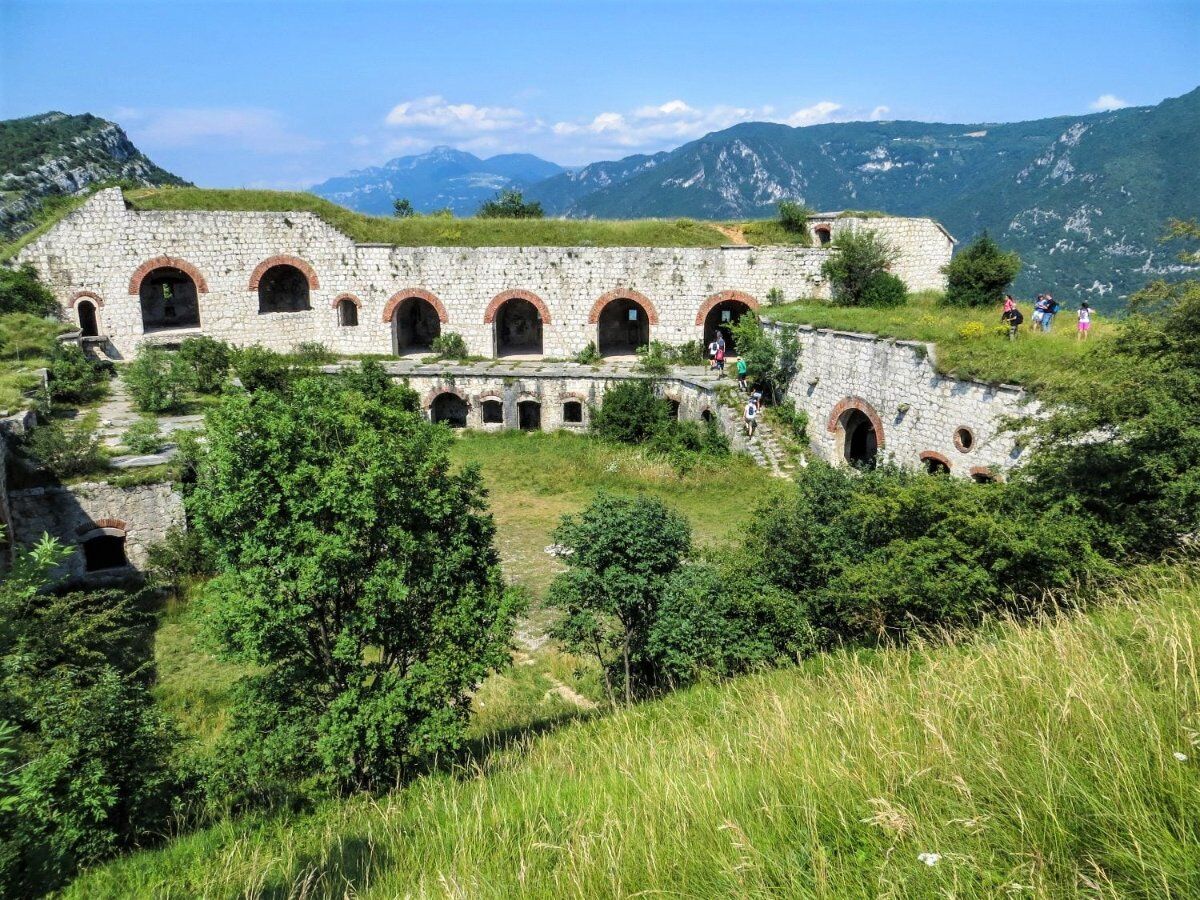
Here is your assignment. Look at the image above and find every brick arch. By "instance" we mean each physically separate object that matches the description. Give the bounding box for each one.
[248,255,320,291]
[422,386,468,409]
[76,517,126,535]
[826,396,886,450]
[128,257,209,295]
[68,290,104,309]
[382,288,448,324]
[484,289,551,324]
[695,290,760,326]
[330,292,362,310]
[919,450,953,471]
[970,465,1004,483]
[589,289,659,325]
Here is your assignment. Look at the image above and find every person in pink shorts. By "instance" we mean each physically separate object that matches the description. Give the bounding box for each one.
[1077,301,1092,340]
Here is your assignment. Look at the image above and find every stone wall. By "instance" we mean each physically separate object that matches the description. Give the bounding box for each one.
[767,319,1031,479]
[809,214,956,294]
[8,480,184,583]
[19,189,953,359]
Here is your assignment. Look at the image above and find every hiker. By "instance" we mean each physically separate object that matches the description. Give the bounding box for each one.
[736,356,748,391]
[1003,295,1016,314]
[707,338,720,371]
[714,343,726,378]
[1077,301,1091,341]
[1042,294,1060,332]
[1031,294,1046,331]
[1001,303,1023,341]
[750,388,764,408]
[744,398,758,437]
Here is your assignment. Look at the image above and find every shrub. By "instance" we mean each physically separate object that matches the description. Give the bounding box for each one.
[674,340,706,367]
[777,200,812,234]
[22,412,107,478]
[0,263,57,316]
[942,232,1022,307]
[430,332,469,360]
[125,346,195,412]
[179,336,231,393]
[573,341,601,365]
[477,189,544,219]
[145,525,213,596]
[772,399,809,446]
[122,415,163,455]
[591,380,671,446]
[47,342,111,403]
[859,271,907,308]
[766,287,785,306]
[231,345,294,393]
[635,341,674,375]
[292,341,335,364]
[820,229,899,305]
[730,315,801,404]
[957,321,986,340]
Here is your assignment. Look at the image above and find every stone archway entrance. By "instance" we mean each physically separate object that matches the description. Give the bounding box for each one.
[77,299,99,337]
[702,298,753,354]
[495,297,544,356]
[139,266,202,331]
[392,296,442,353]
[842,409,878,466]
[430,392,468,428]
[597,298,650,356]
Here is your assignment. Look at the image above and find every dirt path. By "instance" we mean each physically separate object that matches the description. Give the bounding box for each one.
[713,224,749,245]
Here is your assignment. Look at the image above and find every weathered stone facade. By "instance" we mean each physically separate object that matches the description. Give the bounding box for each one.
[19,189,954,359]
[808,213,956,294]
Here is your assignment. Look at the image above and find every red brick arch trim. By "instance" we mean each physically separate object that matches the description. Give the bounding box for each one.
[484,289,551,325]
[330,292,362,310]
[248,255,320,291]
[128,257,209,295]
[589,289,659,325]
[826,396,886,450]
[560,391,588,403]
[695,290,760,326]
[76,517,126,535]
[919,451,953,470]
[382,289,449,324]
[68,290,104,309]
[423,386,468,409]
[970,465,1004,483]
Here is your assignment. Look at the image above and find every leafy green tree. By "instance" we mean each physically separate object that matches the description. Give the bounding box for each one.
[590,380,671,446]
[187,366,521,796]
[0,264,57,316]
[942,232,1022,307]
[548,494,691,704]
[393,197,415,218]
[125,345,195,412]
[178,335,232,394]
[777,200,812,234]
[730,315,801,403]
[477,189,544,219]
[820,229,899,306]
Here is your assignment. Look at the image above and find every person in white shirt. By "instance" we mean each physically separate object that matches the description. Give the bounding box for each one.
[744,400,758,437]
[1077,301,1092,341]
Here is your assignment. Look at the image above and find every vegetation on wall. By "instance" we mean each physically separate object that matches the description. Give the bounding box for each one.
[820,229,903,306]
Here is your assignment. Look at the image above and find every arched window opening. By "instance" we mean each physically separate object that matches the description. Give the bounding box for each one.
[140,267,201,331]
[82,534,128,572]
[814,225,833,246]
[77,299,100,337]
[597,297,649,356]
[481,399,504,424]
[496,298,543,356]
[430,392,468,428]
[702,299,753,354]
[337,298,359,327]
[972,469,999,484]
[257,265,311,314]
[563,400,583,424]
[518,400,541,431]
[842,409,878,467]
[666,399,681,420]
[701,408,714,424]
[393,296,441,352]
[923,456,951,476]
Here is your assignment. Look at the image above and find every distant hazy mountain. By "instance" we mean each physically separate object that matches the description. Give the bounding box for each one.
[0,111,187,239]
[310,146,565,216]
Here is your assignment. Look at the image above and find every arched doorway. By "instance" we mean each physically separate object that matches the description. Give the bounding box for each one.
[139,266,201,331]
[430,392,468,428]
[842,410,878,467]
[77,299,99,337]
[481,399,504,425]
[392,296,441,353]
[495,297,543,356]
[921,452,951,475]
[518,400,541,430]
[81,532,128,572]
[596,297,650,356]
[257,264,311,313]
[701,298,754,354]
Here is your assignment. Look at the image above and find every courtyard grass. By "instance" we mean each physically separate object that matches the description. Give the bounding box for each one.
[767,291,1118,392]
[70,559,1200,898]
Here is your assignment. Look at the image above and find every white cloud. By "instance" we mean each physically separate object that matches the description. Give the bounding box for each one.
[870,105,891,121]
[1089,93,1130,112]
[116,107,321,153]
[783,101,842,126]
[384,95,528,134]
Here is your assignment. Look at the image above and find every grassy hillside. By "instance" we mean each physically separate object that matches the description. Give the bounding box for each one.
[69,560,1200,897]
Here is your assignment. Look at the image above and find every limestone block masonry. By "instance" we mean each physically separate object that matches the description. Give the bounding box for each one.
[17,189,954,359]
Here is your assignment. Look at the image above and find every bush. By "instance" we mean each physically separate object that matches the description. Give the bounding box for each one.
[477,189,544,219]
[430,332,469,360]
[122,415,163,455]
[392,197,414,218]
[635,341,674,375]
[22,412,107,478]
[772,399,809,446]
[957,321,986,340]
[231,345,294,393]
[820,229,900,305]
[777,200,812,234]
[730,315,801,404]
[292,341,335,364]
[942,232,1022,307]
[178,336,231,393]
[125,346,195,413]
[573,341,601,365]
[591,380,671,446]
[0,263,57,316]
[145,525,213,596]
[47,342,111,403]
[766,287,785,306]
[859,271,907,308]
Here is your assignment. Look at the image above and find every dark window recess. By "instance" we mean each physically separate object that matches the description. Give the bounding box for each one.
[482,399,504,424]
[258,265,311,313]
[338,299,359,327]
[83,534,127,572]
[563,400,583,423]
[518,400,541,430]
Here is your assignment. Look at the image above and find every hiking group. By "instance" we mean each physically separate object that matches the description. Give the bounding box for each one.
[707,332,760,438]
[1001,293,1092,341]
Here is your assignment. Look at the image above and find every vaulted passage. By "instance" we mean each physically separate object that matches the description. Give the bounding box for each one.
[841,409,878,467]
[392,296,441,352]
[702,299,752,354]
[140,267,201,331]
[257,265,311,313]
[496,298,543,356]
[77,299,99,337]
[430,392,468,428]
[597,297,649,356]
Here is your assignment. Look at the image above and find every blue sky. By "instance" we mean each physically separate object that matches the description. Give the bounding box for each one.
[2,0,1196,188]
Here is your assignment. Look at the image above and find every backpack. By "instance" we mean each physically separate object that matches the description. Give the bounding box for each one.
[1011,309,1024,326]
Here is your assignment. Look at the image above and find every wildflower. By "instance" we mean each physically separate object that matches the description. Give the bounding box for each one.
[917,852,941,866]
[1173,751,1188,762]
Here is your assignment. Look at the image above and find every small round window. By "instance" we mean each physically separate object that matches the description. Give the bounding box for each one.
[954,427,975,453]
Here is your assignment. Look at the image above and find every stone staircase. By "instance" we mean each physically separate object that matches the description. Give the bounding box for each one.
[744,415,797,479]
